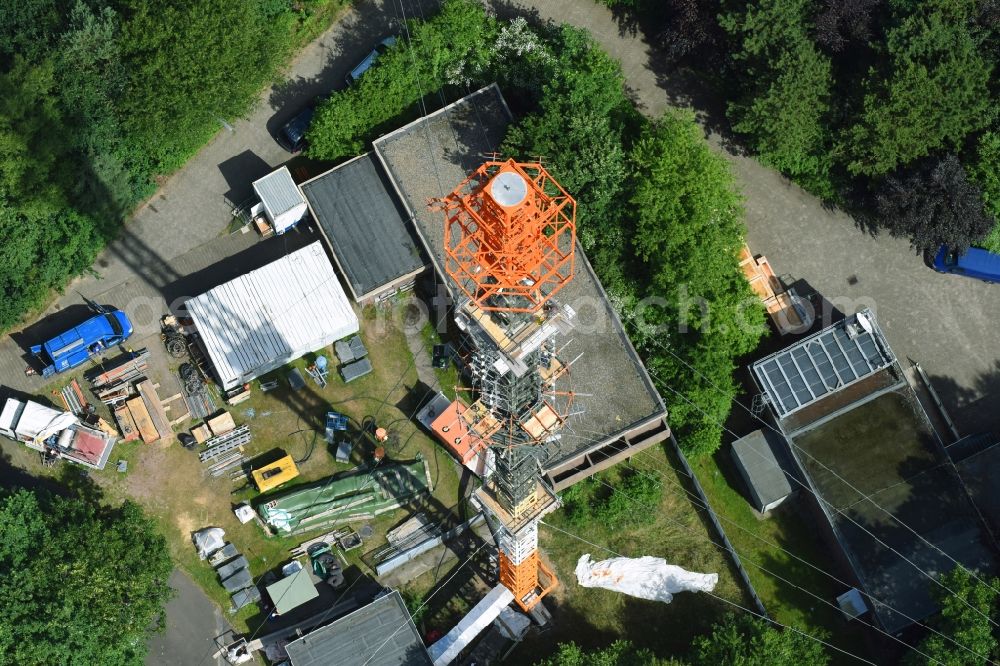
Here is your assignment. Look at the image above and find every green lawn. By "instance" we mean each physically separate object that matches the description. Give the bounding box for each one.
[685,448,872,663]
[507,445,747,661]
[0,304,466,632]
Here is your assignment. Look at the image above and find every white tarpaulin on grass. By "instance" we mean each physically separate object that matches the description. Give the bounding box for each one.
[575,554,718,603]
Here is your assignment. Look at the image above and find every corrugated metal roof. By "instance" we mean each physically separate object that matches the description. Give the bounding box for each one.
[285,590,432,666]
[253,166,305,218]
[301,153,426,300]
[186,241,359,390]
[752,309,894,417]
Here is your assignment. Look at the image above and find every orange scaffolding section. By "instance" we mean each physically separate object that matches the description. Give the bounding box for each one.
[440,159,576,313]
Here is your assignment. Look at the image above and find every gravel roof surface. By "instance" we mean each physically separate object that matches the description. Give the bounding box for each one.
[373,85,664,468]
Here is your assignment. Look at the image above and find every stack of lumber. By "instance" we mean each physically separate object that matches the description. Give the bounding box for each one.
[58,379,88,414]
[738,244,806,335]
[87,349,150,389]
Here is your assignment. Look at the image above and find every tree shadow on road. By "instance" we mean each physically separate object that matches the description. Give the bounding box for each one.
[925,361,1000,438]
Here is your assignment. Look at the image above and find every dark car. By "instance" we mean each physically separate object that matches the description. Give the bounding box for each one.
[276,105,316,154]
[931,245,1000,283]
[345,36,397,86]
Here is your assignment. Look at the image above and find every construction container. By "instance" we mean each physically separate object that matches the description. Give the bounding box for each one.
[251,454,300,493]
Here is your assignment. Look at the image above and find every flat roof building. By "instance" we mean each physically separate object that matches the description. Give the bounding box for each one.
[186,241,359,390]
[372,84,669,490]
[284,590,432,666]
[752,311,997,633]
[301,153,427,304]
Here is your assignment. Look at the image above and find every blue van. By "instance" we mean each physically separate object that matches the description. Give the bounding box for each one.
[932,246,1000,283]
[345,36,396,86]
[30,310,133,377]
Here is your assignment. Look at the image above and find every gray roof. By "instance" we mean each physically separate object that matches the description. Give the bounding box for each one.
[186,242,359,390]
[372,84,666,471]
[730,430,792,510]
[301,153,426,300]
[752,309,895,417]
[253,166,305,218]
[285,590,432,666]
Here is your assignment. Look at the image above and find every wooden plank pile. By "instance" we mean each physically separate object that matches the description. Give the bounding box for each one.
[86,347,190,443]
[738,244,811,335]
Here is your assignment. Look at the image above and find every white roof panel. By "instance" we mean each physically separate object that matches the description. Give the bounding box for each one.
[253,166,306,220]
[186,241,359,389]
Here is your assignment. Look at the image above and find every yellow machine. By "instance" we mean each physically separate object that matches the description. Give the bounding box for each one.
[251,454,300,493]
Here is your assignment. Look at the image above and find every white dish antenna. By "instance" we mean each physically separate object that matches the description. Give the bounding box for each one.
[490,171,528,207]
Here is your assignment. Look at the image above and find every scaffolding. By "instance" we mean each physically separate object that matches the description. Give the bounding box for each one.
[436,159,578,611]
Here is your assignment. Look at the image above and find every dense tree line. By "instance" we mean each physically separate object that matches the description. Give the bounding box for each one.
[310,0,764,457]
[0,488,173,664]
[604,0,1000,253]
[0,0,343,330]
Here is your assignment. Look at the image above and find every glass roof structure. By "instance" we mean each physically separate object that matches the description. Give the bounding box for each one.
[752,309,895,417]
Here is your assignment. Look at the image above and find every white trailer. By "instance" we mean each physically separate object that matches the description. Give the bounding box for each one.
[0,397,115,470]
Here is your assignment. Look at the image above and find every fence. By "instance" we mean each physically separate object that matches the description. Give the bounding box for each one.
[665,432,769,618]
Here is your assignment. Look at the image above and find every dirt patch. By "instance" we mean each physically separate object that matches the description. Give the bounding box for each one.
[126,445,168,502]
[175,512,198,538]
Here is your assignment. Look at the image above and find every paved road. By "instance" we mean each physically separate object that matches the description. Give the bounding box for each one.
[507,0,1000,438]
[146,569,230,666]
[0,0,412,392]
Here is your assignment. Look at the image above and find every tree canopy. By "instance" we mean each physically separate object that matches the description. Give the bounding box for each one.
[720,0,835,198]
[905,567,1000,666]
[602,0,1000,251]
[874,155,994,251]
[0,489,173,665]
[847,0,993,177]
[0,0,345,330]
[624,112,765,456]
[535,640,672,666]
[690,615,829,666]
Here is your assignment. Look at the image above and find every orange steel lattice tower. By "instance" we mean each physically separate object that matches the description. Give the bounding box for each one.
[443,159,575,313]
[437,158,576,611]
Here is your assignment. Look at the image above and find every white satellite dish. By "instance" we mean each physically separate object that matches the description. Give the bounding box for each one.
[490,171,528,207]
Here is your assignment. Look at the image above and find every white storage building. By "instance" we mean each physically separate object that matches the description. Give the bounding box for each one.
[186,241,359,390]
[252,166,308,235]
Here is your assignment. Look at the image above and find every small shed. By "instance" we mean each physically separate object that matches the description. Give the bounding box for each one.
[284,589,432,666]
[300,153,426,304]
[252,166,308,235]
[730,429,793,513]
[186,242,359,390]
[265,567,318,615]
